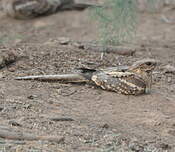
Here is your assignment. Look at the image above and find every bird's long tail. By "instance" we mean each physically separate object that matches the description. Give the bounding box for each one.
[15,73,89,82]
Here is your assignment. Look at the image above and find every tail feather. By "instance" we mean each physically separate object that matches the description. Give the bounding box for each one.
[74,68,97,80]
[15,73,89,82]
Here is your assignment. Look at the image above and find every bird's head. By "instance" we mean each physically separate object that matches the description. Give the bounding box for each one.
[129,59,158,75]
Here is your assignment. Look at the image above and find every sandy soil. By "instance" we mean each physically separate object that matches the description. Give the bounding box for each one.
[0,4,175,152]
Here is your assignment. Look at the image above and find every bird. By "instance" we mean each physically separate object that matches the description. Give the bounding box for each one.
[2,0,98,19]
[15,59,157,95]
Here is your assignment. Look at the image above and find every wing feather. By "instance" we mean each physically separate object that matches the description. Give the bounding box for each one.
[92,71,146,95]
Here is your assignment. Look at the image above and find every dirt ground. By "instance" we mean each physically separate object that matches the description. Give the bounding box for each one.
[0,4,175,152]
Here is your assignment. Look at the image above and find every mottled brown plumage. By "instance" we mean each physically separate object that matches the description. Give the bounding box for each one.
[2,0,95,19]
[91,59,157,95]
[15,59,157,95]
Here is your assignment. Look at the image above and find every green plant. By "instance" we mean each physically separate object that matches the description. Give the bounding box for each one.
[91,0,161,46]
[91,0,138,45]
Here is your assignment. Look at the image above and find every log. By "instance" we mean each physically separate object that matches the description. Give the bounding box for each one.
[72,42,136,56]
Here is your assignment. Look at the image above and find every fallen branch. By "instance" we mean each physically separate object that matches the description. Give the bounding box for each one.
[55,38,136,56]
[48,117,74,122]
[72,42,136,56]
[0,126,64,143]
[40,114,75,122]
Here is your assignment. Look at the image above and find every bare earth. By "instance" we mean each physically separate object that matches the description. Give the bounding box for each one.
[0,5,175,152]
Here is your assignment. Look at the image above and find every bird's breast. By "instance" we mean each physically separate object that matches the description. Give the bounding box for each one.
[91,72,146,95]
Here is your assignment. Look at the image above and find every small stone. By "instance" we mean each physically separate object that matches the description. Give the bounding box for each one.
[57,37,70,45]
[0,73,4,79]
[163,65,175,74]
[129,142,144,152]
[34,20,53,28]
[73,42,85,49]
[159,143,171,150]
[23,104,32,109]
[8,66,16,72]
[0,107,3,112]
[167,129,175,136]
[8,120,22,127]
[101,123,110,129]
[172,123,175,127]
[27,95,38,100]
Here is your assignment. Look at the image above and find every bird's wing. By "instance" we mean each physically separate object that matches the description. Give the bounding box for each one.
[74,66,129,81]
[74,68,97,80]
[91,71,146,95]
[100,66,129,73]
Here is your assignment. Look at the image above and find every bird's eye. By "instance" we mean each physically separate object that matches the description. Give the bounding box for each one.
[145,62,152,66]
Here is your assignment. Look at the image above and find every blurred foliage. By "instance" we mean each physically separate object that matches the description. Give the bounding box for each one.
[91,0,161,45]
